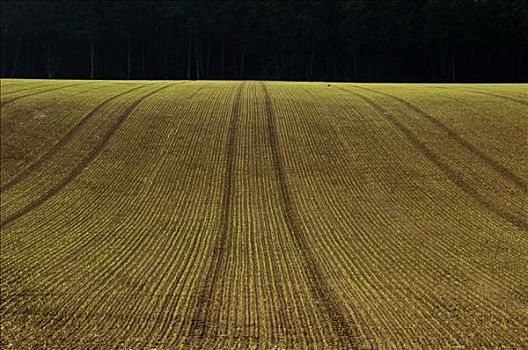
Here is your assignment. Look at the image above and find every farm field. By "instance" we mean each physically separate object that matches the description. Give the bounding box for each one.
[0,79,527,349]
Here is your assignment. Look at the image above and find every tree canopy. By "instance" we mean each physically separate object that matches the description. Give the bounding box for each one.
[1,0,526,81]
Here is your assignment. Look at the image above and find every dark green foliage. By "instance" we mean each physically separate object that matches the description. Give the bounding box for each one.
[1,0,526,81]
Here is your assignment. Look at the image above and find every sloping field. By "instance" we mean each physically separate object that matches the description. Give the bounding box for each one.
[1,79,527,349]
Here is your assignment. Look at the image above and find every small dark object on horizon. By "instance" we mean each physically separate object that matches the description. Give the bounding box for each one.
[328,84,331,87]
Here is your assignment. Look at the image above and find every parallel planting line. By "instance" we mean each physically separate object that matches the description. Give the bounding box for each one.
[1,85,224,347]
[348,84,527,191]
[341,85,527,217]
[438,86,528,106]
[1,83,54,96]
[187,82,245,341]
[0,86,190,285]
[32,86,208,336]
[298,86,452,344]
[326,85,528,306]
[261,82,360,348]
[148,86,236,346]
[466,91,528,106]
[306,85,525,345]
[0,85,145,192]
[284,85,461,346]
[0,84,174,228]
[337,86,527,231]
[285,86,415,345]
[0,83,78,107]
[37,86,201,277]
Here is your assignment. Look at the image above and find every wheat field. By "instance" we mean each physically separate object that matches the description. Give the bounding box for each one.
[1,79,527,349]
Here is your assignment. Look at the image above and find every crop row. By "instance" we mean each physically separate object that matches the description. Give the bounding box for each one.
[1,80,526,348]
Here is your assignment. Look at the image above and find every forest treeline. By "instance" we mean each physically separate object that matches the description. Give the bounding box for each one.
[1,0,527,82]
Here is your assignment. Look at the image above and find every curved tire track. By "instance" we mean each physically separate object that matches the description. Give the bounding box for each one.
[336,86,528,232]
[0,83,79,107]
[261,82,360,348]
[39,85,203,277]
[348,84,527,191]
[1,85,145,192]
[436,86,528,106]
[0,83,174,229]
[1,83,55,97]
[29,87,209,333]
[464,90,527,106]
[187,82,245,342]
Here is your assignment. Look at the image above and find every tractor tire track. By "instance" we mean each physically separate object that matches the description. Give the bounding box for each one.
[187,82,245,342]
[1,85,145,193]
[436,86,528,106]
[0,83,78,107]
[0,83,174,229]
[463,90,527,106]
[337,87,527,231]
[348,84,527,191]
[261,82,360,348]
[465,91,527,106]
[34,86,207,335]
[39,86,201,278]
[1,83,54,97]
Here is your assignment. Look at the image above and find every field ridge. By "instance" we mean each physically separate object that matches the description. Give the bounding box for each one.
[0,83,79,107]
[0,83,174,228]
[346,84,527,191]
[1,79,526,349]
[0,84,146,192]
[188,82,246,343]
[262,82,360,348]
[336,86,527,231]
[0,83,55,97]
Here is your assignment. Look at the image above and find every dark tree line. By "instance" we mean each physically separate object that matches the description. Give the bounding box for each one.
[1,0,527,82]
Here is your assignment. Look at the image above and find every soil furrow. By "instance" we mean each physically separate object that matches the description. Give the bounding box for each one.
[338,87,527,231]
[0,83,78,107]
[261,82,360,348]
[38,85,201,279]
[0,85,145,192]
[187,82,245,342]
[348,85,527,191]
[438,86,528,106]
[1,84,54,97]
[0,84,174,229]
[73,87,208,337]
